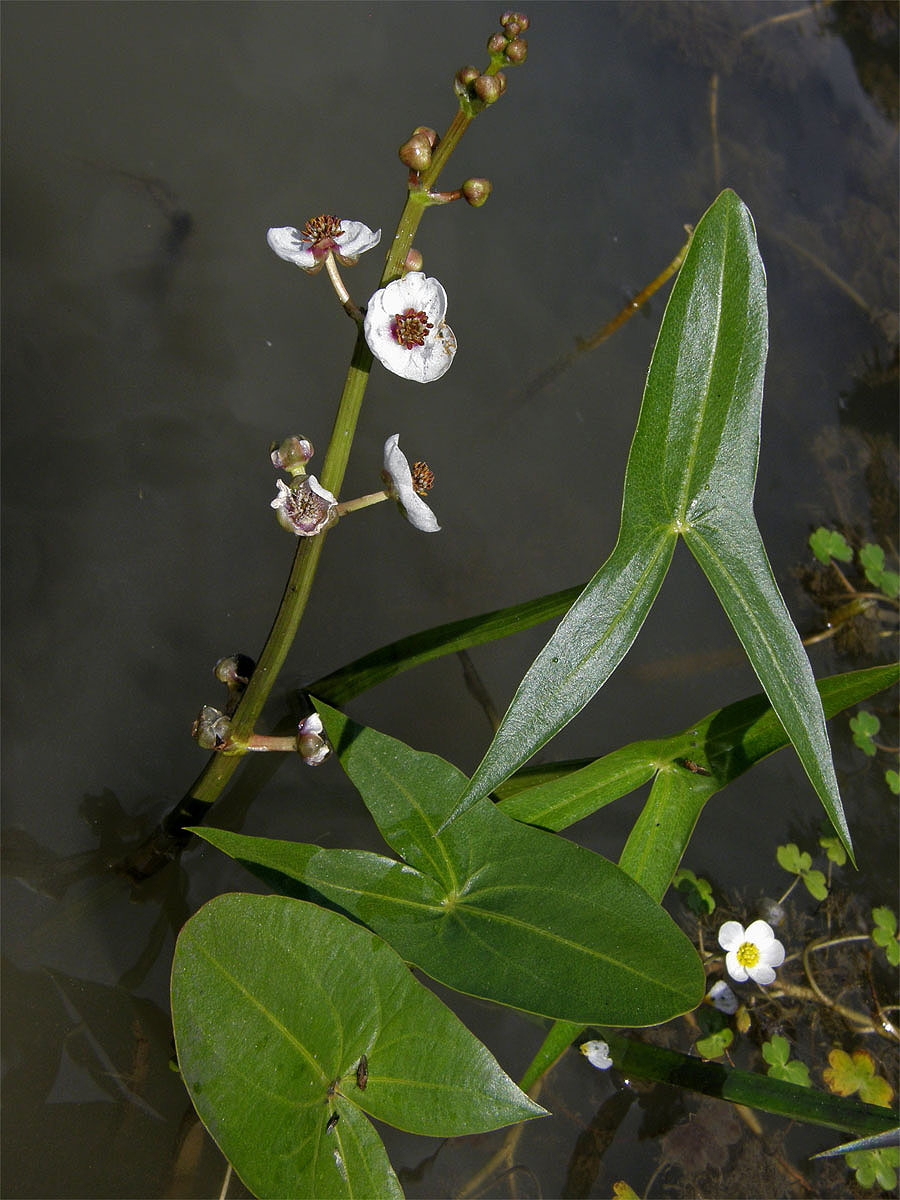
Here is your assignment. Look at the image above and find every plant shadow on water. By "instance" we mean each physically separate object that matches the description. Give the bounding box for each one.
[2,3,898,1198]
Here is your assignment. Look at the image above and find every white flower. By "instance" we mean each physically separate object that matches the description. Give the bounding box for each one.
[297,713,330,765]
[579,1040,612,1070]
[382,434,440,532]
[267,216,381,273]
[718,919,785,986]
[271,476,337,536]
[707,980,739,1014]
[364,272,456,383]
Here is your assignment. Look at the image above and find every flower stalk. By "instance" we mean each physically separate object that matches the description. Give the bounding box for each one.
[119,14,528,880]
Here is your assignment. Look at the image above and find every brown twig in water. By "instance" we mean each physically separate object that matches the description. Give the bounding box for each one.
[709,73,721,192]
[499,229,693,415]
[740,1,833,41]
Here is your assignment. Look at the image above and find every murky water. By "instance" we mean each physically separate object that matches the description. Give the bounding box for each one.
[3,3,897,1197]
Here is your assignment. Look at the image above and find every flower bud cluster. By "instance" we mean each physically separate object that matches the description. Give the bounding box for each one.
[492,11,529,65]
[454,64,507,111]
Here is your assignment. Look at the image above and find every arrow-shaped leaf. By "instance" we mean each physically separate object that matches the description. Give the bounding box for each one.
[441,190,849,859]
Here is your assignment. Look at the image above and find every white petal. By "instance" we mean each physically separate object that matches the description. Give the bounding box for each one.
[708,980,738,1014]
[724,950,749,983]
[267,226,316,269]
[746,963,777,986]
[579,1040,612,1070]
[307,475,338,505]
[717,921,744,951]
[382,435,440,532]
[760,938,786,969]
[745,919,776,946]
[298,713,324,737]
[335,220,381,258]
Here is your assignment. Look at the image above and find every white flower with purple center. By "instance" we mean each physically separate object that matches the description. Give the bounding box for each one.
[382,434,440,532]
[267,216,381,273]
[718,919,785,986]
[579,1040,612,1070]
[364,272,456,383]
[297,713,331,765]
[271,476,338,536]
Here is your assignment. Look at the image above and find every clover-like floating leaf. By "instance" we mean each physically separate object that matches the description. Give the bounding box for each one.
[196,702,704,1027]
[171,894,544,1200]
[823,1049,894,1108]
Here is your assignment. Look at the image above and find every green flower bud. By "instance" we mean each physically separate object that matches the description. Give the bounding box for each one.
[505,36,527,64]
[454,64,480,97]
[462,178,492,207]
[473,73,503,104]
[399,132,432,172]
[270,436,314,476]
[192,705,231,750]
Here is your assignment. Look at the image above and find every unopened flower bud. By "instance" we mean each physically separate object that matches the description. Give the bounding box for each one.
[399,132,432,172]
[487,31,508,55]
[505,36,527,64]
[214,653,255,715]
[495,71,507,94]
[462,178,492,207]
[192,705,231,750]
[412,125,438,148]
[403,248,424,273]
[454,64,480,97]
[296,714,331,765]
[270,436,314,476]
[473,73,503,104]
[501,10,529,36]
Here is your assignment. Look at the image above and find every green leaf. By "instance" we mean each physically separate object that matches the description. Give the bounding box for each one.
[810,527,853,565]
[762,1036,811,1087]
[308,583,584,706]
[601,1032,897,1137]
[850,710,880,756]
[845,1146,899,1190]
[197,703,705,1028]
[696,1027,732,1060]
[776,843,808,874]
[885,769,900,795]
[673,869,715,915]
[499,664,897,899]
[802,869,828,901]
[171,894,544,1199]
[819,834,847,866]
[443,191,849,861]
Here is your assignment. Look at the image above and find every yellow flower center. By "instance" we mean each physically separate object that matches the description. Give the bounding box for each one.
[736,940,760,969]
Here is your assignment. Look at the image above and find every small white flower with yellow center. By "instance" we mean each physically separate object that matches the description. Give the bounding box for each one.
[382,434,440,532]
[718,919,785,986]
[579,1040,612,1070]
[267,216,381,273]
[364,272,456,382]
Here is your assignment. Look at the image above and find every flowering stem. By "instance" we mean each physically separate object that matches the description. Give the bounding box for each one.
[119,65,495,879]
[241,734,298,753]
